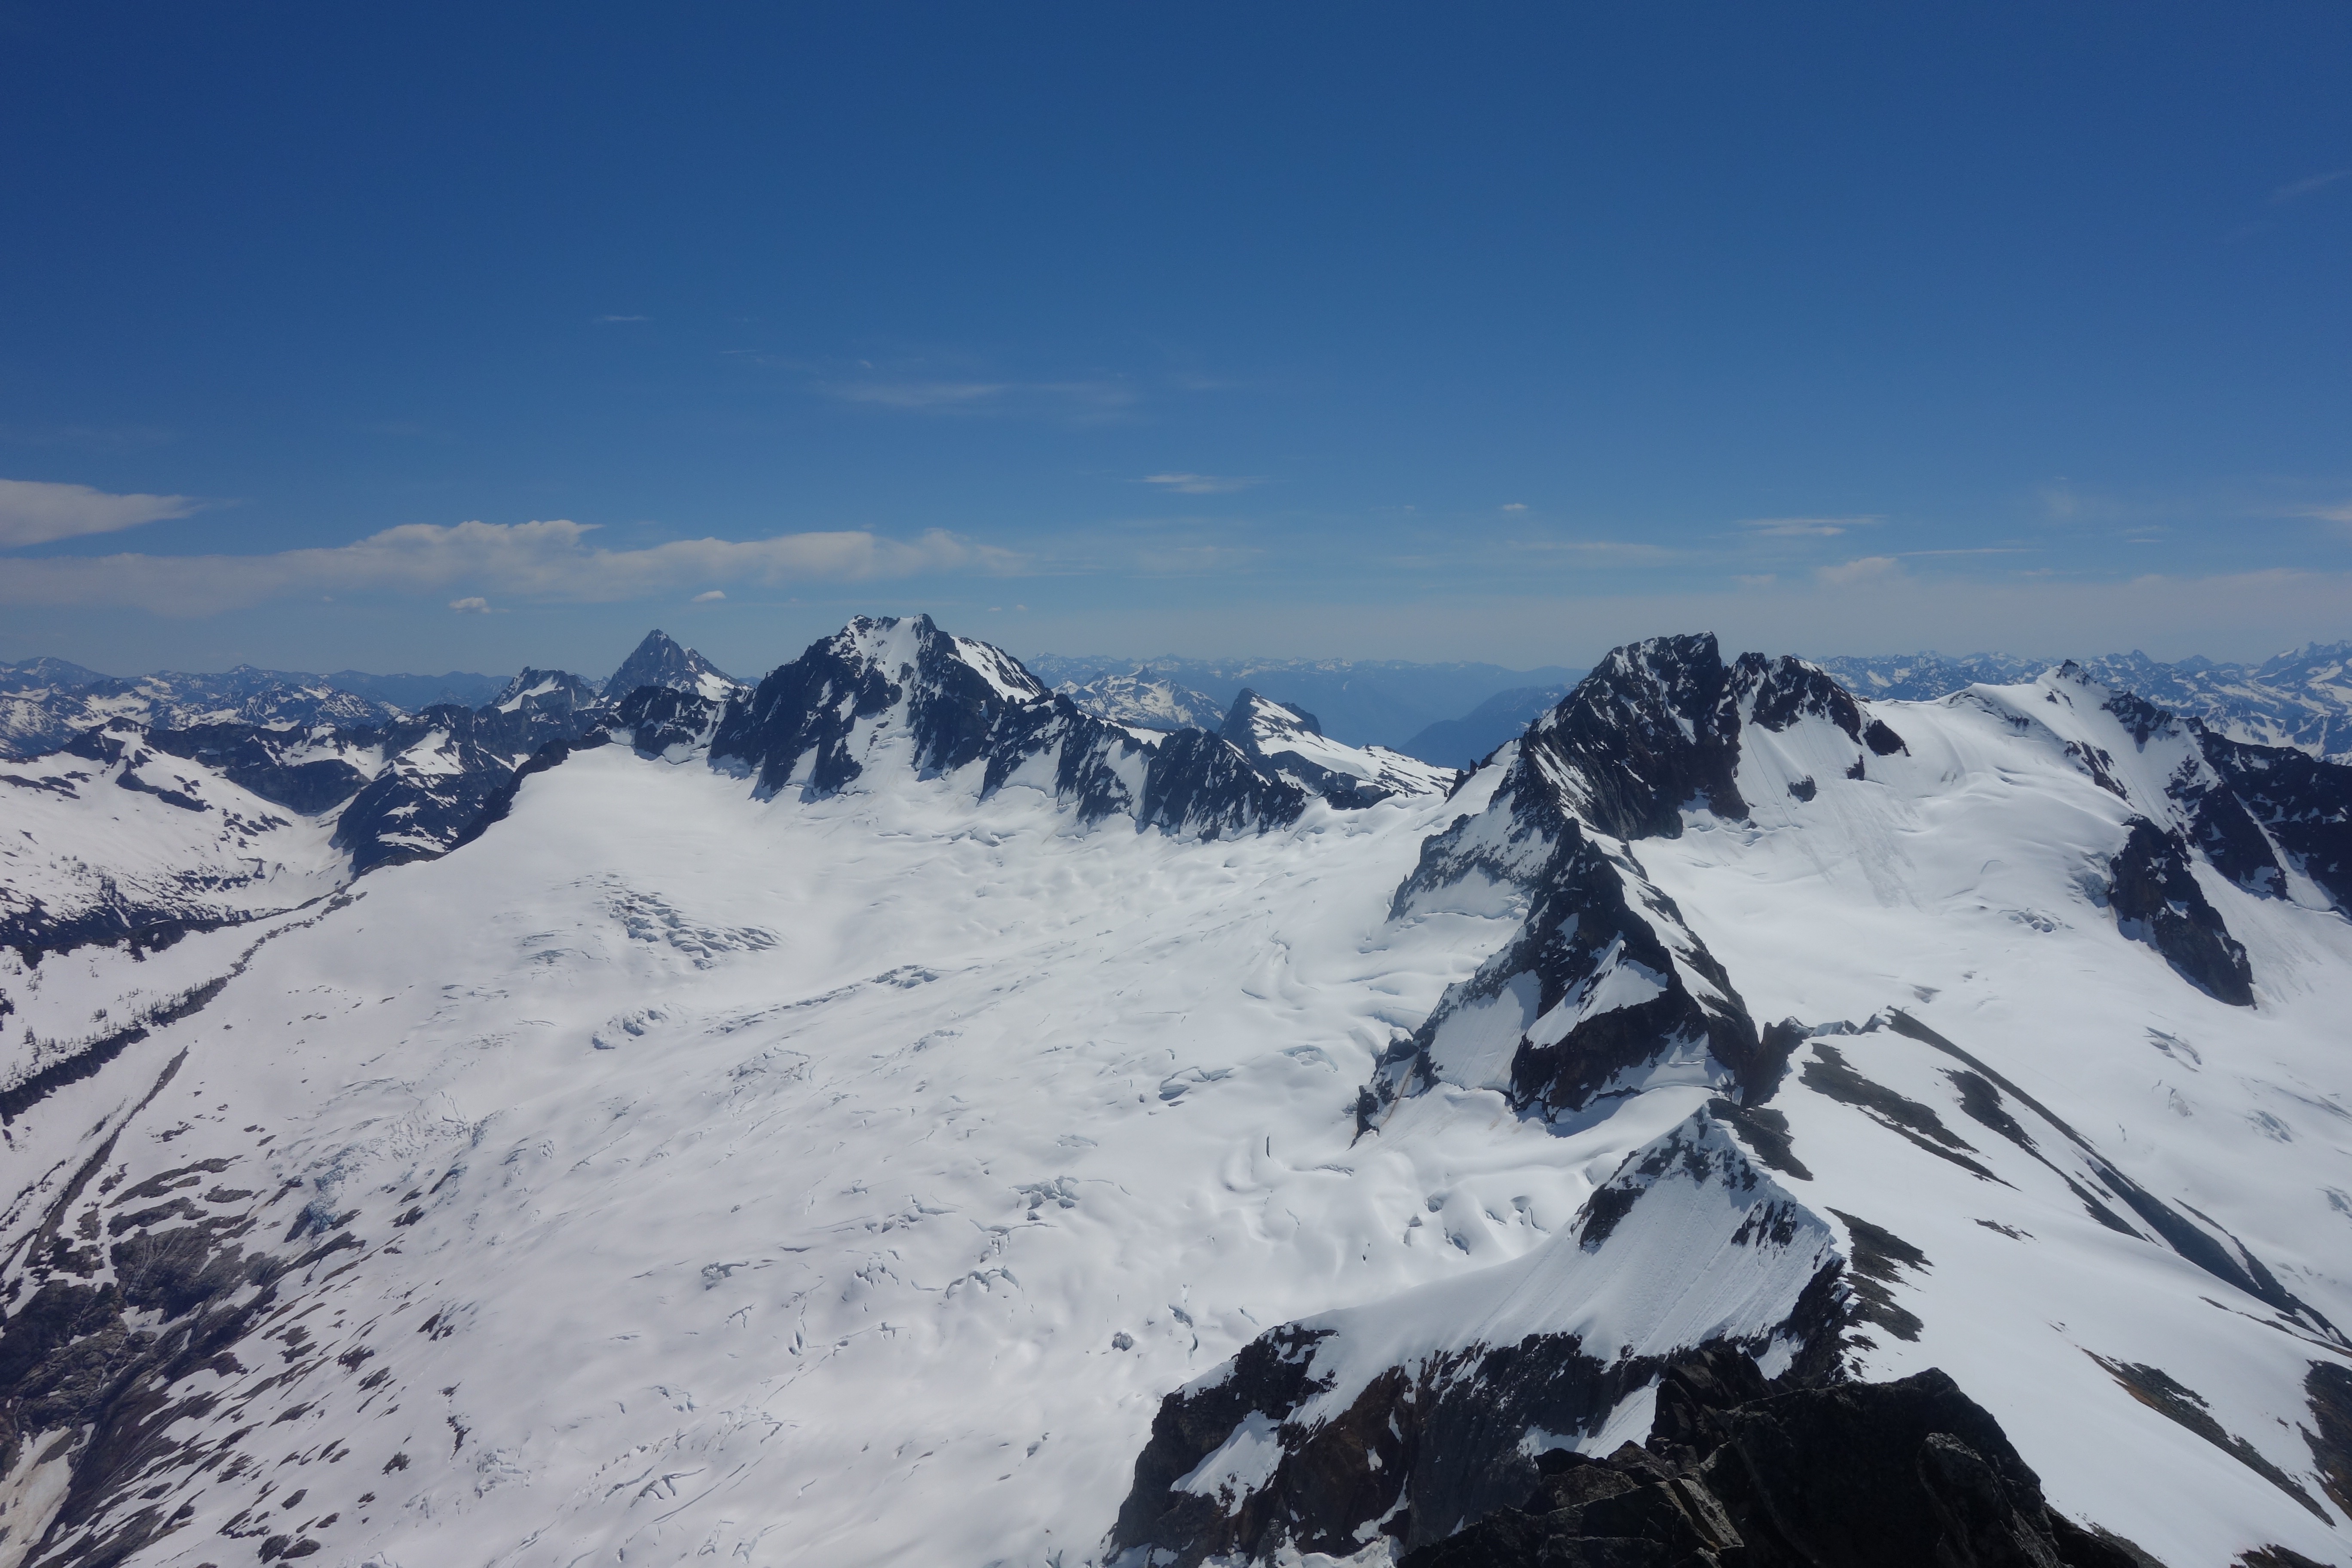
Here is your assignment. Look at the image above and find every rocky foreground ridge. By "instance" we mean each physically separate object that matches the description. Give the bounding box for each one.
[0,619,2346,1567]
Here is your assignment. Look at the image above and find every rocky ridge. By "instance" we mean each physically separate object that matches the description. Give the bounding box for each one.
[0,622,2348,1568]
[1114,632,2352,1568]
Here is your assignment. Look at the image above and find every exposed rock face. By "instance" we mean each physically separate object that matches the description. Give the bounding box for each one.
[0,1052,369,1568]
[1374,817,1764,1121]
[1369,637,1871,1124]
[1400,1363,2150,1568]
[1132,727,1308,839]
[614,683,732,762]
[1533,633,1752,840]
[710,615,1049,799]
[601,628,738,701]
[2193,730,2352,912]
[2105,818,2255,1006]
[2307,1360,2352,1520]
[1107,1111,1847,1567]
[4,674,612,956]
[139,723,374,816]
[1219,689,1454,809]
[326,687,611,875]
[704,616,1442,840]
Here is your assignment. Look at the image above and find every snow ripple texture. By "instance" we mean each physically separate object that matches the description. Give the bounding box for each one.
[0,623,2346,1568]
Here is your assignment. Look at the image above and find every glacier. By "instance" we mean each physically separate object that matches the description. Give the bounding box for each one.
[0,616,2346,1568]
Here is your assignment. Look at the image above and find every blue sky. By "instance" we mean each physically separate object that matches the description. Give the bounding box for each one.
[2,3,2348,678]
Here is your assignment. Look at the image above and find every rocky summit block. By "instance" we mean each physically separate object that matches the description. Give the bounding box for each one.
[1403,1354,2153,1568]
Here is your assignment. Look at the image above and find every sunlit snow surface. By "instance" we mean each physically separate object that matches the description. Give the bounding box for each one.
[0,663,2347,1567]
[0,741,1585,1566]
[1619,675,2352,1565]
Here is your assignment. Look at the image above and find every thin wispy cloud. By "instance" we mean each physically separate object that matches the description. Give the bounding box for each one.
[594,314,649,323]
[2290,501,2352,525]
[0,519,1021,616]
[2036,480,2095,522]
[1142,472,1262,495]
[0,477,204,548]
[449,596,492,613]
[2269,169,2351,205]
[692,589,728,602]
[831,380,1010,409]
[823,378,1139,421]
[1738,515,1881,539]
[1504,538,1677,562]
[1818,554,1902,585]
[1500,502,1528,512]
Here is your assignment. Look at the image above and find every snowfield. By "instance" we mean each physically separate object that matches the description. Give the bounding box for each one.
[0,620,2347,1568]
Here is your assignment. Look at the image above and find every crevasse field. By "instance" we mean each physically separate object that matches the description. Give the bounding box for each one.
[0,625,2348,1568]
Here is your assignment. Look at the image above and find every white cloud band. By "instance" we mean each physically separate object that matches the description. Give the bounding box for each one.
[0,477,202,547]
[0,519,1017,615]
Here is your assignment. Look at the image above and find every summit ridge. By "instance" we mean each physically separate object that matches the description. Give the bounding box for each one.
[0,619,2345,1568]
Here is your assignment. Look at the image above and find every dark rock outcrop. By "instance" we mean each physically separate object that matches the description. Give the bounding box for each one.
[1133,728,1309,840]
[2195,729,2352,913]
[1370,640,1901,1126]
[1505,829,1761,1115]
[1398,1365,2149,1568]
[1533,634,1752,840]
[1111,1111,1848,1568]
[0,1066,369,1567]
[602,628,737,701]
[710,615,1045,798]
[616,684,733,760]
[2105,818,2255,1006]
[708,616,1318,839]
[142,724,371,816]
[1372,812,1762,1122]
[2307,1360,2352,1521]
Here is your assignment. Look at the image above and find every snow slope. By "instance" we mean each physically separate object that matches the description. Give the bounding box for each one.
[0,668,1537,1567]
[1824,643,2352,764]
[0,622,2347,1568]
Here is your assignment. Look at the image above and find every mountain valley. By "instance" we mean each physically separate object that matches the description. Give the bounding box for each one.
[0,619,2346,1568]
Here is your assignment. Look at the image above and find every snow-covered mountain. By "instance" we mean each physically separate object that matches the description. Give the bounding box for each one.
[0,666,401,762]
[601,629,743,703]
[1054,667,1228,732]
[1823,643,2352,764]
[1025,654,1586,750]
[0,661,516,763]
[0,658,626,957]
[1219,688,1455,805]
[0,619,2347,1568]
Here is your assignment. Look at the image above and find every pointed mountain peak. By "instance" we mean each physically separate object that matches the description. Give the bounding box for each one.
[605,629,738,701]
[1220,687,1323,752]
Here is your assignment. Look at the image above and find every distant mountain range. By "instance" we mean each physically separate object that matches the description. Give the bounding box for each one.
[1817,644,2352,763]
[3,616,2347,1567]
[9,640,2347,775]
[0,634,744,762]
[1023,654,1586,750]
[1034,643,2352,771]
